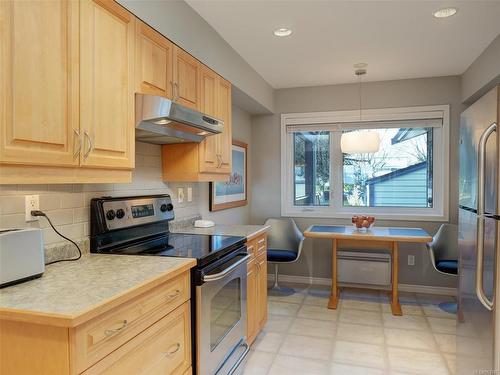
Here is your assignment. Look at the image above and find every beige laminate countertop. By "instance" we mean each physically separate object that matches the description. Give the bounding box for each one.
[0,254,195,327]
[172,224,270,240]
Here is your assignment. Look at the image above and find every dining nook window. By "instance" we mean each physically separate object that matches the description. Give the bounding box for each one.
[281,106,449,221]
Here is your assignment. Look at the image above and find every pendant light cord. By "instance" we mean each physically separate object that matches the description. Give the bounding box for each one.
[358,72,362,121]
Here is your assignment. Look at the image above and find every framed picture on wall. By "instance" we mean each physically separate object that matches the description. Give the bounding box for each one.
[209,140,248,211]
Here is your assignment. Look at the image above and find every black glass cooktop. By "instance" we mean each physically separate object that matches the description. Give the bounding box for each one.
[98,232,246,267]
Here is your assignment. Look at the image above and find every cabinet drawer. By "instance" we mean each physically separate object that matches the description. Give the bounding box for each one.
[256,234,267,256]
[246,238,256,259]
[73,272,190,373]
[83,302,191,375]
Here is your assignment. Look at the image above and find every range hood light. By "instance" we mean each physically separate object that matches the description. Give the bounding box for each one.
[154,119,171,125]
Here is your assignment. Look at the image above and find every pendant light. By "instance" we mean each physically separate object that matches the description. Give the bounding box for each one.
[340,64,381,154]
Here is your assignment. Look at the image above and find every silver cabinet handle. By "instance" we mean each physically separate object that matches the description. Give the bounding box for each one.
[73,129,82,158]
[169,80,174,99]
[163,342,181,357]
[104,319,128,336]
[202,255,250,282]
[166,289,181,301]
[174,82,179,101]
[475,121,497,311]
[83,131,93,160]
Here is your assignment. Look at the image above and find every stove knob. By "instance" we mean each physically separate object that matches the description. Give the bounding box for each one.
[160,203,173,212]
[116,209,125,219]
[106,210,116,220]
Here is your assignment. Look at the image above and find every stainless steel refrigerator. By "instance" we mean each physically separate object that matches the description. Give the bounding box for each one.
[458,85,499,374]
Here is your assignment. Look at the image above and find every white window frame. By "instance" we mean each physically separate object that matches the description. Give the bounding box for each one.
[281,105,450,221]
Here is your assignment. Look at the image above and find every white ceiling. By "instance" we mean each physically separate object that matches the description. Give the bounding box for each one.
[186,0,500,89]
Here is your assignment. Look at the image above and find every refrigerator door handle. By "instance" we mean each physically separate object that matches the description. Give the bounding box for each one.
[475,121,497,311]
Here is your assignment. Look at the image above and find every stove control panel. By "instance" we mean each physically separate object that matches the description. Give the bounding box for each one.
[96,195,174,231]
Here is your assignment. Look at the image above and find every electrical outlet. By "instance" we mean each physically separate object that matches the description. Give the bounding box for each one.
[187,187,193,202]
[177,188,184,203]
[25,195,40,222]
[408,255,415,266]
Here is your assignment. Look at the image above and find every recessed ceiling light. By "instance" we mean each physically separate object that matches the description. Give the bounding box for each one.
[433,7,458,18]
[273,28,292,37]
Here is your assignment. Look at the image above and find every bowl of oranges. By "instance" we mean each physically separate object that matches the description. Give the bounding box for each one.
[352,215,375,230]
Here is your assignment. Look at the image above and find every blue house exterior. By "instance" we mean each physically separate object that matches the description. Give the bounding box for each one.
[365,162,430,207]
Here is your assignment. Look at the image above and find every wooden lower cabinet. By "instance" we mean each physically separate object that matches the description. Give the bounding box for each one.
[246,233,268,345]
[0,272,192,375]
[82,303,191,375]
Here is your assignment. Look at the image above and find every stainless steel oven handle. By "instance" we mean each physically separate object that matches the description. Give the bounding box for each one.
[226,342,250,375]
[475,121,497,311]
[202,254,250,282]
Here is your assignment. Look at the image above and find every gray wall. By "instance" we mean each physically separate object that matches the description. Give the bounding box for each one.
[251,76,464,288]
[198,105,252,224]
[462,34,500,104]
[117,0,274,114]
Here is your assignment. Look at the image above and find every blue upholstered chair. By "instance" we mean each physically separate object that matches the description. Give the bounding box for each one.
[265,218,305,296]
[427,224,458,313]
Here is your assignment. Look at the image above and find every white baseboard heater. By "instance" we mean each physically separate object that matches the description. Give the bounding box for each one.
[337,251,391,286]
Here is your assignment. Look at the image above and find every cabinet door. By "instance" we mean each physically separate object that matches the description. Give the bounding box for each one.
[80,0,135,169]
[216,78,232,173]
[173,46,200,111]
[136,20,173,99]
[0,0,79,166]
[246,256,258,344]
[257,252,268,328]
[198,66,219,173]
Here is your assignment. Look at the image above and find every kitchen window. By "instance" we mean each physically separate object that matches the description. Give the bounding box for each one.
[281,106,450,221]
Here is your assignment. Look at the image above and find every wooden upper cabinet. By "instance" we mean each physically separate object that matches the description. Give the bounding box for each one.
[136,20,173,99]
[199,66,219,173]
[173,46,200,111]
[0,0,79,167]
[199,71,232,174]
[161,68,232,182]
[80,0,135,169]
[217,77,232,174]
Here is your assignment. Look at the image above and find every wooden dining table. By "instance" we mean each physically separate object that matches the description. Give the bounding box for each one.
[303,225,433,316]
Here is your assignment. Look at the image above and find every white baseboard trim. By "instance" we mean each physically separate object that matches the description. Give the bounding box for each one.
[269,273,457,296]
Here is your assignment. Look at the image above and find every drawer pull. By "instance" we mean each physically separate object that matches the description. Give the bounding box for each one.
[166,289,181,301]
[104,320,128,336]
[164,343,181,357]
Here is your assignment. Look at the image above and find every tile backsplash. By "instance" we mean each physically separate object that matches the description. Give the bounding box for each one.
[0,142,200,246]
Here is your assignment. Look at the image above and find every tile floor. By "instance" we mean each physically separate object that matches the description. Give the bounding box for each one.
[242,283,456,375]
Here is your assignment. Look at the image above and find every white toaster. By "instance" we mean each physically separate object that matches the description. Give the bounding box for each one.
[0,228,45,288]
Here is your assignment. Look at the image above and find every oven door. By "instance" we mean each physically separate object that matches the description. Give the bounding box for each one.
[196,251,249,375]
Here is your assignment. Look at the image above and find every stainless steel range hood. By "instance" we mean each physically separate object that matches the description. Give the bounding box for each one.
[135,94,223,144]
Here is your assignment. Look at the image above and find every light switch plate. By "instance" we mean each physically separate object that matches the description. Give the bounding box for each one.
[407,255,415,266]
[187,187,192,202]
[177,188,184,203]
[25,195,40,222]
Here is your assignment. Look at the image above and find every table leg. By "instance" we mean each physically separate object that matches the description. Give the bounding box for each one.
[328,238,339,309]
[391,241,402,316]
